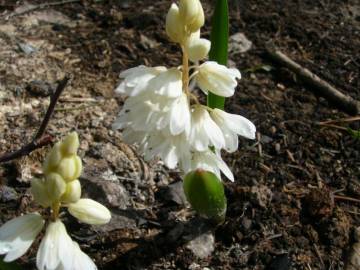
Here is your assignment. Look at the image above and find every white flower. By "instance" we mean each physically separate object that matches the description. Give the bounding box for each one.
[186,38,210,62]
[189,150,234,181]
[169,93,191,135]
[190,105,225,151]
[185,31,210,62]
[0,213,44,262]
[36,220,74,270]
[68,199,111,225]
[113,92,190,136]
[121,128,149,150]
[148,68,183,98]
[113,93,171,132]
[57,242,97,270]
[195,61,241,97]
[210,108,256,152]
[145,130,191,169]
[115,65,166,96]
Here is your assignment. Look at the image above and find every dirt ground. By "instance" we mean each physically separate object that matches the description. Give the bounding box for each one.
[0,0,359,269]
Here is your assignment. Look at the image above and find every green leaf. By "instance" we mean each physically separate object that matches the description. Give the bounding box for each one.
[207,0,229,110]
[348,128,360,139]
[0,258,22,270]
[183,169,227,223]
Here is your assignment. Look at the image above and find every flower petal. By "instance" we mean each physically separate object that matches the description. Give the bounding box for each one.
[190,106,225,151]
[116,66,166,96]
[214,154,234,182]
[36,220,74,270]
[169,93,191,135]
[149,68,182,97]
[70,242,97,270]
[186,37,211,62]
[0,213,44,262]
[68,199,111,225]
[212,109,256,140]
[190,150,234,181]
[195,61,241,97]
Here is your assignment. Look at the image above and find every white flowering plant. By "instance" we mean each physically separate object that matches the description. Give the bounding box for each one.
[113,0,256,220]
[0,132,111,269]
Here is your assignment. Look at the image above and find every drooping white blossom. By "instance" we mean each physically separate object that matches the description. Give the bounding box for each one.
[148,68,183,98]
[189,105,225,151]
[36,220,74,270]
[186,37,211,62]
[114,91,191,138]
[0,213,44,262]
[195,61,241,97]
[115,66,167,97]
[188,150,234,182]
[169,93,191,135]
[185,31,210,62]
[144,130,191,170]
[210,108,256,152]
[68,242,97,270]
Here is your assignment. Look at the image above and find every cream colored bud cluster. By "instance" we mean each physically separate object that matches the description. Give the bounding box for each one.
[166,0,210,62]
[32,132,82,207]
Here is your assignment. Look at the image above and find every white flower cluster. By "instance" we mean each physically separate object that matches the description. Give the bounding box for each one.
[113,0,256,181]
[0,132,111,269]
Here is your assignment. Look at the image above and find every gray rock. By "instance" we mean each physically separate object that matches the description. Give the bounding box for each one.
[229,33,252,54]
[186,232,215,259]
[0,185,18,202]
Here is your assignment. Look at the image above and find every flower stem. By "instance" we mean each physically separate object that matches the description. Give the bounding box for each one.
[51,201,60,221]
[181,46,190,98]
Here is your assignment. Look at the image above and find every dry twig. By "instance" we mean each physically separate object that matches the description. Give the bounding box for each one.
[319,116,360,125]
[265,44,360,115]
[0,76,70,163]
[316,123,348,131]
[333,195,360,204]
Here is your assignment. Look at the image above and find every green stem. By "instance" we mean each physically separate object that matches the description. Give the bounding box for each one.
[207,0,229,110]
[51,201,60,221]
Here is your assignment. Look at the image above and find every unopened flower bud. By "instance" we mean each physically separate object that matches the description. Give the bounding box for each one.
[60,132,79,156]
[183,169,227,222]
[43,142,62,174]
[73,156,82,180]
[45,173,66,201]
[68,199,111,225]
[186,37,210,62]
[179,0,204,33]
[31,178,52,207]
[56,156,78,182]
[61,180,81,203]
[166,3,185,43]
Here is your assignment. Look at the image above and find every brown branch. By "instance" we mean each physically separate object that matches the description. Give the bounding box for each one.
[0,76,70,163]
[34,76,69,140]
[265,44,360,115]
